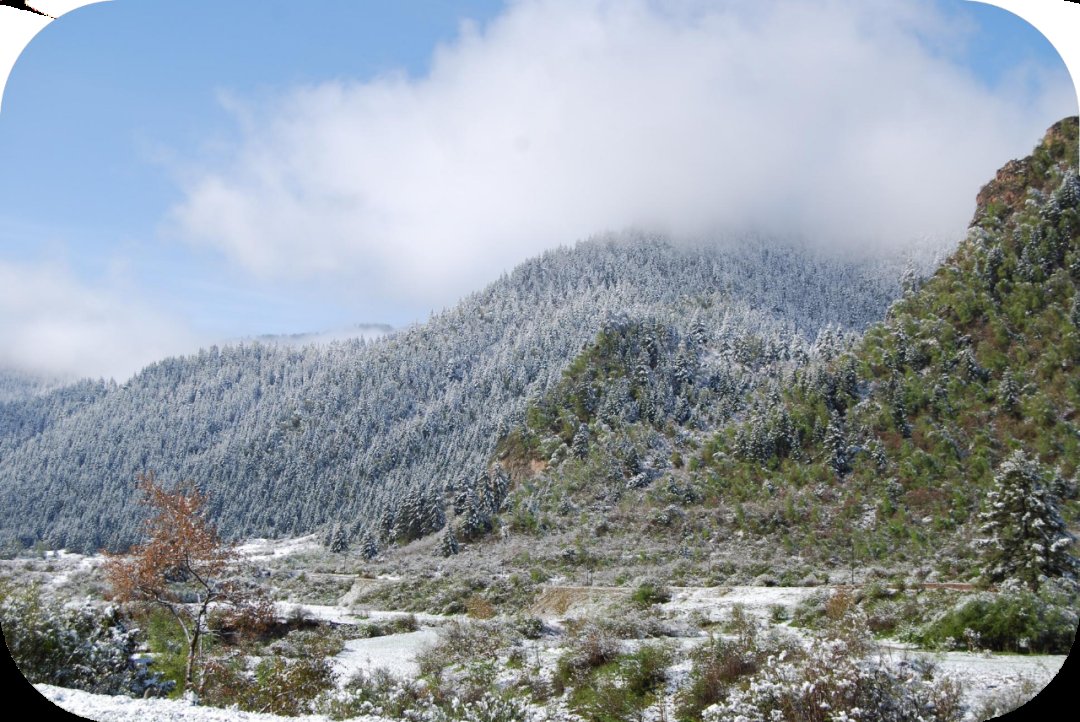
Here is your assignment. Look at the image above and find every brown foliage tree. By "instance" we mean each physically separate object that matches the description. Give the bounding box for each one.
[104,472,272,692]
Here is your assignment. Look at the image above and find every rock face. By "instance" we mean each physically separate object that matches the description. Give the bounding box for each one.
[974,117,1079,226]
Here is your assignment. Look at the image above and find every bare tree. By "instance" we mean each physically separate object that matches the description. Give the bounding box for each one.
[104,472,271,692]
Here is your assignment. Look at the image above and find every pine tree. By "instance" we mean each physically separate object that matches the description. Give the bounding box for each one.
[359,532,380,560]
[977,451,1078,590]
[825,412,849,477]
[571,423,590,459]
[438,526,459,557]
[998,370,1021,418]
[327,522,348,553]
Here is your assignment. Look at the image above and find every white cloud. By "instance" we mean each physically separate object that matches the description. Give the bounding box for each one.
[169,0,1078,309]
[0,260,200,381]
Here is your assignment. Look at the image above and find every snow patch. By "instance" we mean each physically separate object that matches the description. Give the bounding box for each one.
[34,684,391,722]
[332,629,439,680]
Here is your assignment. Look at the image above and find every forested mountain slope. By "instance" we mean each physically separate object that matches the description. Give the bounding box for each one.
[0,235,906,553]
[495,118,1080,581]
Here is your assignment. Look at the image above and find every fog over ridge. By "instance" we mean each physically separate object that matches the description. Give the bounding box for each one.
[170,0,1076,309]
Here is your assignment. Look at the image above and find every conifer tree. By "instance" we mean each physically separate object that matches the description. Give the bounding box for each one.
[977,451,1078,590]
[439,526,459,557]
[825,412,849,477]
[359,532,380,560]
[571,423,590,459]
[327,522,348,553]
[998,370,1021,418]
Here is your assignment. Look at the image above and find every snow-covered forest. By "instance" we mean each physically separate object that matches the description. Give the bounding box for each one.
[0,234,911,553]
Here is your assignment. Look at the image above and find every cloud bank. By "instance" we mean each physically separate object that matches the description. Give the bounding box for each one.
[170,0,1075,308]
[0,260,199,381]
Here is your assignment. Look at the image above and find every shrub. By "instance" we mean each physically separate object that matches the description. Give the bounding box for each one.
[630,580,671,608]
[201,654,335,715]
[554,623,621,693]
[465,594,496,619]
[562,642,673,722]
[323,667,429,719]
[417,619,506,679]
[700,612,963,722]
[269,625,346,659]
[620,642,673,699]
[676,631,772,720]
[913,579,1078,653]
[513,614,546,640]
[0,581,171,697]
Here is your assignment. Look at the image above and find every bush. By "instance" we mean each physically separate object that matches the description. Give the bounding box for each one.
[562,642,673,722]
[323,667,428,719]
[554,623,621,693]
[417,619,507,679]
[913,579,1078,653]
[269,625,346,658]
[513,614,546,640]
[700,611,963,722]
[677,628,776,720]
[201,654,335,715]
[0,581,172,697]
[465,594,496,619]
[630,580,671,608]
[327,667,531,722]
[620,642,673,699]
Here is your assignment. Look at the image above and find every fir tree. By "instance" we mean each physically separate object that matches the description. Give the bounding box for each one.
[359,532,380,560]
[998,370,1021,418]
[438,526,459,557]
[571,423,590,459]
[825,411,849,477]
[977,451,1078,591]
[326,522,348,553]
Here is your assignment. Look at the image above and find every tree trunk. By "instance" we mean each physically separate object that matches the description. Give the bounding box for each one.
[185,625,200,692]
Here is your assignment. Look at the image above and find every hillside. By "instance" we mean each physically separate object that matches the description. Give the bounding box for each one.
[492,118,1080,585]
[0,235,906,553]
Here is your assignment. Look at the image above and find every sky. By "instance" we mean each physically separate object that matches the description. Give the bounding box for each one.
[0,0,1076,382]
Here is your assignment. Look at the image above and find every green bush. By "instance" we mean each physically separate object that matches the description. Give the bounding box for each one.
[620,642,673,699]
[554,623,621,693]
[913,580,1078,653]
[562,642,673,722]
[700,609,964,722]
[201,654,334,715]
[630,581,671,608]
[676,633,766,720]
[0,581,171,697]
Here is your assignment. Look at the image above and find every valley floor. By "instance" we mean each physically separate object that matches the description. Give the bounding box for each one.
[7,536,1072,722]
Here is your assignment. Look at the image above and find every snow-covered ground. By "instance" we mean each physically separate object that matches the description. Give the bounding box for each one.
[925,650,1067,719]
[664,585,819,621]
[275,601,447,627]
[234,536,322,562]
[333,628,440,680]
[10,539,1070,722]
[35,684,392,722]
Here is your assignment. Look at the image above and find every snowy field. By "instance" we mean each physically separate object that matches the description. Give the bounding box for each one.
[10,537,1071,722]
[36,684,391,722]
[333,628,440,679]
[663,585,819,621]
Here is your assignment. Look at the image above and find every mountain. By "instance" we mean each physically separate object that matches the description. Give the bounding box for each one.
[0,234,907,553]
[249,323,395,348]
[492,117,1080,582]
[0,370,76,404]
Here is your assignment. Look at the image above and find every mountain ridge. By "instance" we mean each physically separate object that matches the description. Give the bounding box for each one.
[0,234,907,553]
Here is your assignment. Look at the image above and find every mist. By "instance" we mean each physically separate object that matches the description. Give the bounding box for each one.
[169,0,1076,310]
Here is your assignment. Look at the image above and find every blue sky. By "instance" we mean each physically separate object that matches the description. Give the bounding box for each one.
[0,0,1076,380]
